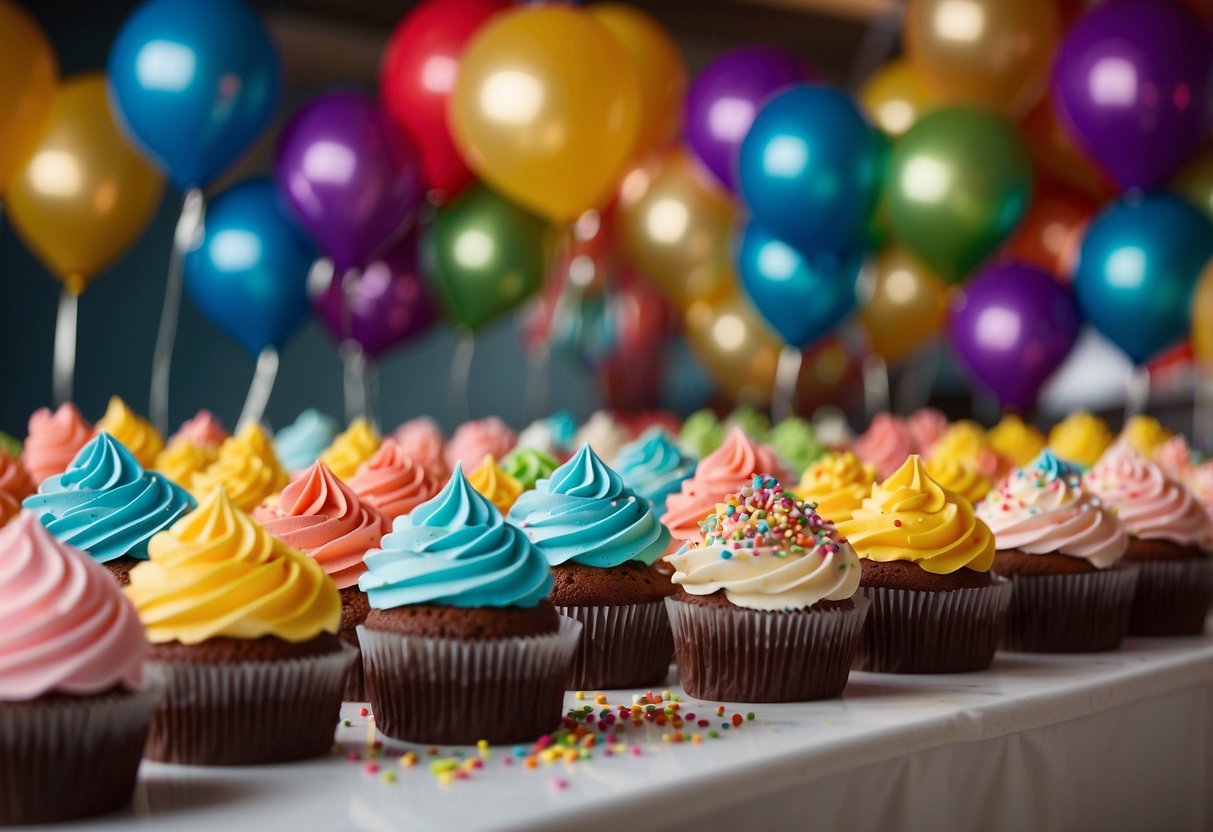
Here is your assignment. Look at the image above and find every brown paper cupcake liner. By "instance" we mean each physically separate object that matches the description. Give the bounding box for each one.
[1000,563,1138,653]
[856,578,1011,674]
[143,645,357,765]
[0,688,159,825]
[1127,557,1213,636]
[556,600,673,690]
[664,595,870,702]
[339,627,366,702]
[358,617,582,746]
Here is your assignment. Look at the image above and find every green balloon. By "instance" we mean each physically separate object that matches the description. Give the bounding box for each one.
[884,107,1033,282]
[423,185,549,331]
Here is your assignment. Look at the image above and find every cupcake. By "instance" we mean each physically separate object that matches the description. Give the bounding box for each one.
[516,411,576,459]
[321,417,381,480]
[724,406,772,443]
[501,447,560,491]
[796,451,876,524]
[468,454,523,515]
[0,514,156,825]
[678,409,724,458]
[811,406,855,449]
[906,407,948,453]
[154,438,217,487]
[665,475,867,702]
[574,410,630,462]
[769,416,826,476]
[987,413,1046,467]
[1084,446,1213,635]
[22,402,93,484]
[358,467,577,745]
[170,410,229,449]
[836,455,1009,673]
[927,420,1010,480]
[853,413,917,480]
[274,409,339,474]
[445,416,516,471]
[348,439,442,520]
[924,455,993,505]
[191,423,288,512]
[976,451,1136,652]
[392,416,448,477]
[23,434,196,584]
[614,428,697,515]
[1048,410,1112,468]
[126,489,351,764]
[95,396,164,469]
[1117,415,1173,458]
[1154,435,1200,483]
[0,450,33,527]
[507,444,673,689]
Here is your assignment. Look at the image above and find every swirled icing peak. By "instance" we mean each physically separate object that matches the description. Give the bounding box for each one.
[0,451,34,528]
[987,414,1047,467]
[467,455,523,516]
[445,417,516,470]
[320,418,381,480]
[679,409,725,458]
[853,413,917,480]
[392,417,448,477]
[191,423,288,512]
[22,403,94,484]
[928,420,1010,480]
[516,411,575,458]
[1117,415,1173,459]
[1048,410,1112,468]
[796,451,875,524]
[724,406,772,443]
[907,408,948,453]
[95,396,164,469]
[274,409,339,474]
[769,417,825,476]
[1083,445,1213,549]
[348,439,443,521]
[1154,435,1200,483]
[615,428,697,515]
[924,455,993,505]
[171,410,229,450]
[574,411,631,462]
[154,440,217,487]
[501,447,559,491]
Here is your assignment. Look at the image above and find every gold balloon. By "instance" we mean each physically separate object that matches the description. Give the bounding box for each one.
[859,59,937,136]
[588,3,685,159]
[1173,151,1213,225]
[1191,259,1213,368]
[6,75,164,293]
[905,0,1061,118]
[450,6,642,223]
[684,290,782,407]
[858,246,950,363]
[617,148,736,310]
[0,0,56,193]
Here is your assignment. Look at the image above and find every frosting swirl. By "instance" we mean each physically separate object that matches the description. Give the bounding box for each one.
[614,428,697,515]
[769,417,825,476]
[320,418,381,480]
[191,423,288,512]
[678,409,724,458]
[924,455,993,505]
[171,410,229,450]
[445,417,516,471]
[928,420,1010,480]
[1048,410,1112,468]
[95,396,164,469]
[853,413,917,480]
[1155,435,1200,483]
[274,409,339,474]
[501,447,559,490]
[468,454,523,515]
[154,439,217,487]
[348,439,442,521]
[574,411,631,462]
[515,417,566,458]
[796,451,875,524]
[1117,415,1173,459]
[1083,445,1213,549]
[0,451,34,528]
[987,414,1047,467]
[22,403,94,485]
[391,417,448,478]
[906,408,948,453]
[724,406,772,443]
[126,489,341,644]
[0,432,20,460]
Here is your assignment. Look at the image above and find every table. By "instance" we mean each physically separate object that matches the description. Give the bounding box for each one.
[24,632,1213,832]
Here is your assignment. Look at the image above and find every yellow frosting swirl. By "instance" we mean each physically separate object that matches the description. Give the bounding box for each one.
[320,418,381,480]
[126,488,340,644]
[96,396,164,469]
[987,414,1046,467]
[154,440,217,488]
[836,455,995,574]
[796,451,875,524]
[925,455,992,505]
[1117,415,1173,459]
[191,423,288,512]
[1048,410,1112,468]
[468,454,523,515]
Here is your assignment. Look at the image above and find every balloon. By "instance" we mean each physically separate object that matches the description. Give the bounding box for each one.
[1173,151,1213,225]
[1191,260,1213,368]
[949,261,1080,411]
[884,107,1034,283]
[449,6,642,223]
[108,0,279,188]
[858,245,949,363]
[587,4,686,159]
[616,148,736,310]
[183,178,316,356]
[380,0,509,200]
[904,0,1060,119]
[598,269,677,411]
[684,45,815,192]
[738,84,882,256]
[1020,96,1113,203]
[1074,193,1213,365]
[1053,0,1213,191]
[0,1,56,194]
[683,291,784,407]
[1004,187,1095,281]
[424,185,549,330]
[859,58,936,136]
[6,75,164,294]
[275,92,424,273]
[736,222,862,348]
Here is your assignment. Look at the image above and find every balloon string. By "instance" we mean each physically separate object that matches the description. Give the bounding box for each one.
[773,345,802,423]
[862,354,891,419]
[450,332,475,424]
[150,188,205,434]
[364,358,381,433]
[1194,368,1213,455]
[52,286,79,406]
[524,344,551,422]
[340,267,368,423]
[1125,364,1151,421]
[237,347,279,429]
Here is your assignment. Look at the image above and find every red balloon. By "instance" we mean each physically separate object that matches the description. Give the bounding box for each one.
[1004,187,1095,282]
[380,0,509,200]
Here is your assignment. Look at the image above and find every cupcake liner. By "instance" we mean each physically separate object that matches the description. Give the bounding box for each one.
[0,688,159,825]
[1127,557,1213,636]
[664,595,870,703]
[339,627,366,702]
[556,600,673,690]
[1000,564,1139,653]
[358,617,582,746]
[143,645,357,765]
[856,578,1012,674]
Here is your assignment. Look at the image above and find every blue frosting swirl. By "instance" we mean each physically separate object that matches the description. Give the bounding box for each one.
[546,410,577,450]
[505,443,670,567]
[359,465,552,609]
[23,433,196,563]
[1029,449,1085,482]
[614,428,697,515]
[274,409,339,473]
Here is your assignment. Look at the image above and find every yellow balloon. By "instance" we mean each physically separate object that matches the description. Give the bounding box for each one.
[450,6,642,224]
[684,290,783,407]
[587,3,686,158]
[0,1,56,193]
[905,0,1061,118]
[858,246,950,363]
[617,148,736,310]
[6,74,164,293]
[1173,151,1213,225]
[859,59,937,136]
[1191,259,1213,367]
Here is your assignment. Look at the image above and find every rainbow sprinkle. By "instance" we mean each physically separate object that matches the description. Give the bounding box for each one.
[698,474,844,558]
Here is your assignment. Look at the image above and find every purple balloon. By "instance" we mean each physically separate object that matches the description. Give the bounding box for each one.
[276,91,424,271]
[313,231,436,358]
[1053,0,1213,191]
[684,46,816,192]
[949,262,1080,412]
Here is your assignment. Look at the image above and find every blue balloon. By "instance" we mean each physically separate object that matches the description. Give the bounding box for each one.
[737,222,862,347]
[738,84,881,255]
[108,0,279,188]
[184,178,316,356]
[1074,193,1213,365]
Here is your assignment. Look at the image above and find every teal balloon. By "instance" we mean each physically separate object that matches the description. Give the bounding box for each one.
[738,84,882,255]
[736,221,862,347]
[183,178,316,356]
[1074,193,1213,365]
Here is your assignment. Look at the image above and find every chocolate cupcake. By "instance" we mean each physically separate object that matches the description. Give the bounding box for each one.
[507,443,673,690]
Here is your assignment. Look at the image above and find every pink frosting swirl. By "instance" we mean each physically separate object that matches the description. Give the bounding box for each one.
[348,439,443,521]
[22,403,94,485]
[1084,446,1213,549]
[0,513,148,700]
[0,452,34,528]
[907,408,948,453]
[254,461,389,589]
[1154,435,1199,483]
[444,417,517,470]
[853,413,918,480]
[661,426,789,542]
[171,410,229,450]
[393,417,448,477]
